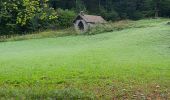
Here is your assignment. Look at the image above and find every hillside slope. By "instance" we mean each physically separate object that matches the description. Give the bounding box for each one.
[0,19,170,99]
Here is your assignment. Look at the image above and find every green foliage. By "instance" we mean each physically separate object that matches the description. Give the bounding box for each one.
[85,18,169,35]
[85,24,113,35]
[27,7,57,32]
[99,7,119,21]
[1,0,170,35]
[75,0,87,13]
[49,0,170,20]
[0,0,57,35]
[85,20,134,35]
[129,11,144,20]
[167,22,170,25]
[0,27,76,42]
[56,9,76,28]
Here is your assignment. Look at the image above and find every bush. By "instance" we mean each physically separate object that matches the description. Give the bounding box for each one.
[85,24,113,35]
[85,20,134,35]
[56,9,76,28]
[167,22,170,25]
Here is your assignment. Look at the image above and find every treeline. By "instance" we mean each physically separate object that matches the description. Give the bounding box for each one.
[50,0,170,20]
[0,0,170,35]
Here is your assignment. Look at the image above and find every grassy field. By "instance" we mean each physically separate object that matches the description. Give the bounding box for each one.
[0,19,170,99]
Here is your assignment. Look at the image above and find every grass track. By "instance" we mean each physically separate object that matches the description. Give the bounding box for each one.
[0,19,170,99]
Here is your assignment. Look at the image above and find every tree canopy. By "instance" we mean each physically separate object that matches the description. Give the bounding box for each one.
[0,0,57,34]
[50,0,170,20]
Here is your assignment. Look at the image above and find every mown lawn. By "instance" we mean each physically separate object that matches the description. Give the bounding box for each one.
[0,19,170,99]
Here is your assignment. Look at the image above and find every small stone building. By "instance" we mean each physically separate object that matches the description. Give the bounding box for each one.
[73,12,106,32]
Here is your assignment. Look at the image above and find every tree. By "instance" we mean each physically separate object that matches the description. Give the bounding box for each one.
[0,0,57,34]
[48,0,170,19]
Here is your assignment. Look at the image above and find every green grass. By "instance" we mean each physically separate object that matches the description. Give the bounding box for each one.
[0,18,170,99]
[0,27,76,42]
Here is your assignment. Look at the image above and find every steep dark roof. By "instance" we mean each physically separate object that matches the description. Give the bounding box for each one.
[74,14,106,24]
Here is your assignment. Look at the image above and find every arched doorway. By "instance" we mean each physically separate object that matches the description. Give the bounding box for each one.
[74,20,88,33]
[78,21,84,31]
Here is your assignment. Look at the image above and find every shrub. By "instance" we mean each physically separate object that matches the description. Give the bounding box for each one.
[56,9,76,28]
[167,22,170,25]
[85,24,114,35]
[85,20,134,35]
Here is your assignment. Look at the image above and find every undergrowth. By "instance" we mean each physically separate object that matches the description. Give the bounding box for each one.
[85,20,134,35]
[0,27,76,42]
[84,18,163,35]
